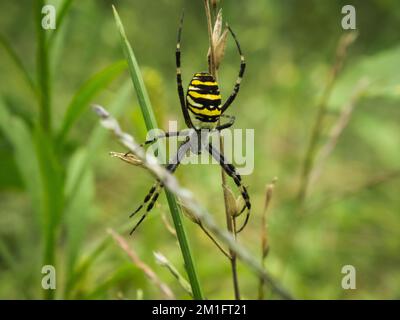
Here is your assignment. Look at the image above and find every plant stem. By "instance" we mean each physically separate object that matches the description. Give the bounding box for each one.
[35,0,55,300]
[108,229,175,300]
[204,0,241,300]
[297,32,357,207]
[308,80,367,187]
[35,0,51,134]
[258,180,276,299]
[112,6,203,300]
[220,138,241,299]
[200,224,231,258]
[205,0,216,75]
[164,192,203,299]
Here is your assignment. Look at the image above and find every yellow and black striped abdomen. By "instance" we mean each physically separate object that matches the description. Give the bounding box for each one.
[186,72,222,123]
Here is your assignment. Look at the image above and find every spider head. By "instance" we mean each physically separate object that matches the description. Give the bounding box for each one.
[186,72,222,126]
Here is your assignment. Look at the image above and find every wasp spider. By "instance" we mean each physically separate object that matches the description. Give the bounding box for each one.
[129,13,250,234]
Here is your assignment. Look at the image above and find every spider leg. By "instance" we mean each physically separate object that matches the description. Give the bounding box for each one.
[129,140,191,234]
[220,26,246,113]
[129,183,162,234]
[176,11,194,128]
[214,114,236,131]
[141,130,190,147]
[129,181,161,218]
[124,130,190,156]
[207,143,251,233]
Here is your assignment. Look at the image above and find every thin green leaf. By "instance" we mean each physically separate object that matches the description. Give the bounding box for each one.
[57,60,126,143]
[64,237,111,298]
[3,117,65,300]
[112,5,204,300]
[64,80,131,202]
[63,81,132,295]
[65,220,138,298]
[0,35,37,95]
[33,125,64,299]
[48,0,75,45]
[0,99,42,218]
[154,251,193,298]
[112,6,158,129]
[64,149,94,278]
[49,4,70,78]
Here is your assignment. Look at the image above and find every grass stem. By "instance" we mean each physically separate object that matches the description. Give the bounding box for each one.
[258,179,276,299]
[204,0,241,300]
[112,6,203,300]
[297,32,357,206]
[35,0,52,134]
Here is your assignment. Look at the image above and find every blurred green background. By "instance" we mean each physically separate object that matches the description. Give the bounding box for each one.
[0,0,399,299]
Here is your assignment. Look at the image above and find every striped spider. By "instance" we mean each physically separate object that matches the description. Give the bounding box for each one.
[130,13,250,234]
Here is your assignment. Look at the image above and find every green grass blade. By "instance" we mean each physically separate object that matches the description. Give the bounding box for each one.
[0,100,46,298]
[0,99,42,218]
[57,60,127,143]
[64,80,131,200]
[0,99,63,300]
[56,0,74,29]
[63,81,132,297]
[0,35,37,95]
[48,0,75,45]
[35,0,51,133]
[65,236,111,298]
[64,149,94,280]
[112,5,204,300]
[33,125,65,299]
[65,222,137,298]
[112,7,158,130]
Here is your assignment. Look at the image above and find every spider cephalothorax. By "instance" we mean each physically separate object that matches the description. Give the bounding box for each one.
[129,12,250,234]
